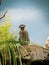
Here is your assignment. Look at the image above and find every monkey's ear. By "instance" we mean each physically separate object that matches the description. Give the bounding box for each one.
[0,0,2,5]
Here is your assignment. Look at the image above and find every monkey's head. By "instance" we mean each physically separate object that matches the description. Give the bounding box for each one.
[19,24,25,31]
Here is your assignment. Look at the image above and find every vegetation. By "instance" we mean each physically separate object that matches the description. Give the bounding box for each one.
[0,17,22,65]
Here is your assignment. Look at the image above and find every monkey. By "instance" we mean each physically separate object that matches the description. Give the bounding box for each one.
[0,10,7,19]
[19,24,30,44]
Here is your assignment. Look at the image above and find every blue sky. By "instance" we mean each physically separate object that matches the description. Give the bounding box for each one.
[0,0,49,46]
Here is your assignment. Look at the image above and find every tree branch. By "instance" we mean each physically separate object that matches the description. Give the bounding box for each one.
[0,10,8,19]
[0,0,2,5]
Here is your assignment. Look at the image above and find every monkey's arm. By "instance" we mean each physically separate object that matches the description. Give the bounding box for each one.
[25,31,30,41]
[19,31,22,41]
[0,10,7,19]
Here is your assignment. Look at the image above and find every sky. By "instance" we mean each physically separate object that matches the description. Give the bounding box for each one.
[0,0,49,46]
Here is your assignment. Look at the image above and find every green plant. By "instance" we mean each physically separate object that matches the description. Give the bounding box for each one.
[9,43,17,65]
[16,45,22,65]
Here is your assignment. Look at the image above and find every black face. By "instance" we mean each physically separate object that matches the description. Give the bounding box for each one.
[21,27,25,31]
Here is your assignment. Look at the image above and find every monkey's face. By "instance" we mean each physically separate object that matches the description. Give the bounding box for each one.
[21,27,25,31]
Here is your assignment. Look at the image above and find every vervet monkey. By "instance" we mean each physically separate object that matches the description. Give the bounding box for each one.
[19,24,30,44]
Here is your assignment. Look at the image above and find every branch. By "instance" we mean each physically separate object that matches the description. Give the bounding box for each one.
[0,10,8,19]
[0,0,2,5]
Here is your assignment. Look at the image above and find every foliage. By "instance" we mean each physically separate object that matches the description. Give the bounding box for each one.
[9,44,17,65]
[0,17,11,42]
[0,43,23,65]
[0,17,22,65]
[16,45,22,65]
[0,17,17,42]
